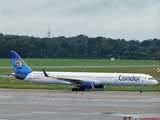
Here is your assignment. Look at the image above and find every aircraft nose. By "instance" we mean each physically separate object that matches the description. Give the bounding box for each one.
[154,80,158,85]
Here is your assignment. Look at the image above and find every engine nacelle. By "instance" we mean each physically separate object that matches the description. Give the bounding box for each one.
[94,85,106,88]
[79,81,94,89]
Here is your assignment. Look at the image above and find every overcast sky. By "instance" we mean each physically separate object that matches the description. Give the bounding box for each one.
[0,0,160,41]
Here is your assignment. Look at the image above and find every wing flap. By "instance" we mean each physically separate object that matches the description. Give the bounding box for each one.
[56,77,87,84]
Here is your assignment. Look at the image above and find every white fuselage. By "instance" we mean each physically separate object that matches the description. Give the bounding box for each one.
[23,71,158,86]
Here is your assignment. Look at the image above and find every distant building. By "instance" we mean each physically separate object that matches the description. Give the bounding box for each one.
[111,58,115,60]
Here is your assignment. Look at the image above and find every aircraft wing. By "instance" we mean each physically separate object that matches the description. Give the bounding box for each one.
[57,77,85,84]
[42,69,94,84]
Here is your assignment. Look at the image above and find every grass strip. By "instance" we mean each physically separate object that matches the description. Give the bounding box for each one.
[0,59,160,66]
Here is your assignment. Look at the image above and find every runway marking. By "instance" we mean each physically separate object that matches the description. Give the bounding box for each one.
[74,113,90,115]
[32,112,57,114]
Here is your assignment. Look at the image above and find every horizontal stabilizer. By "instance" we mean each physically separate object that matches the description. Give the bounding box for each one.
[5,73,25,78]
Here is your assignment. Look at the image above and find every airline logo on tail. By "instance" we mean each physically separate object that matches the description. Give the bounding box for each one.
[14,60,23,70]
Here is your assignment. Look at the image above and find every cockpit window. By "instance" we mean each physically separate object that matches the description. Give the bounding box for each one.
[148,78,155,80]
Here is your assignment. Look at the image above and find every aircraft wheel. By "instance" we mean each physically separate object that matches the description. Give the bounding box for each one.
[78,88,85,91]
[81,88,85,91]
[72,88,78,91]
[72,88,85,91]
[71,88,75,91]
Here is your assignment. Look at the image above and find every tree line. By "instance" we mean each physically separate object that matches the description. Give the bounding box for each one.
[0,33,160,60]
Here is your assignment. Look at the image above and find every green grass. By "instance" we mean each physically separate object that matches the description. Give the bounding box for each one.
[0,59,160,66]
[0,77,73,89]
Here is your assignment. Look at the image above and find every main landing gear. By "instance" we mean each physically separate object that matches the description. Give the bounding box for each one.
[71,88,85,91]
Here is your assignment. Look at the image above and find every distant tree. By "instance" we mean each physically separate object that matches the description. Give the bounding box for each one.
[0,33,159,59]
[91,51,98,59]
[55,47,71,58]
[0,33,3,36]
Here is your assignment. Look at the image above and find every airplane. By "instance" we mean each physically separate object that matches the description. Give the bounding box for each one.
[8,51,158,92]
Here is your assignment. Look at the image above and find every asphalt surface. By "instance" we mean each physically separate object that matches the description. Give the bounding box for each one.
[0,89,159,120]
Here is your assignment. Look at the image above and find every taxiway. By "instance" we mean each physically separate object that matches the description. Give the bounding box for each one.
[0,89,159,120]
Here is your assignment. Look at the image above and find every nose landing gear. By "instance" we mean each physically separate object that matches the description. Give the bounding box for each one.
[139,85,145,93]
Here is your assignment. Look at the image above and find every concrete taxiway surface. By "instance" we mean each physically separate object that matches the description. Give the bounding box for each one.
[0,89,159,120]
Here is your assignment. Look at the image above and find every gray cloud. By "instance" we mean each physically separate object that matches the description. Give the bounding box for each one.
[0,0,160,40]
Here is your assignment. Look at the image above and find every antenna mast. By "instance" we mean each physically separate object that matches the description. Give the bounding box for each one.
[47,28,51,38]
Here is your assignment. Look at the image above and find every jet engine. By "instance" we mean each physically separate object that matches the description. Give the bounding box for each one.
[79,81,94,89]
